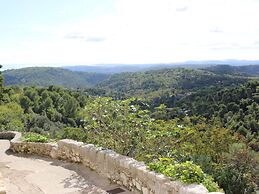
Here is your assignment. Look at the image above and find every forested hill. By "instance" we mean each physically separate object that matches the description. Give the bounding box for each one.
[1,64,258,193]
[204,64,259,77]
[97,68,249,98]
[3,67,109,88]
[3,66,249,93]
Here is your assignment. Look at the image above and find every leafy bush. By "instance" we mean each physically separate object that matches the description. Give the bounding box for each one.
[215,143,259,194]
[0,102,25,132]
[22,132,49,143]
[149,158,221,192]
[58,127,88,142]
[1,74,258,194]
[79,97,153,156]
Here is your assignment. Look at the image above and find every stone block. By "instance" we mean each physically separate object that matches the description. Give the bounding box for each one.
[96,149,107,172]
[160,181,183,194]
[120,172,129,186]
[179,184,208,194]
[50,146,58,159]
[145,171,157,192]
[142,187,149,194]
[135,165,149,184]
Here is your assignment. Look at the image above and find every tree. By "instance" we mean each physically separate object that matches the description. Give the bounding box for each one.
[20,96,32,113]
[216,143,259,194]
[24,87,38,101]
[64,97,79,118]
[0,65,3,102]
[79,97,152,156]
[0,102,24,131]
[41,97,53,111]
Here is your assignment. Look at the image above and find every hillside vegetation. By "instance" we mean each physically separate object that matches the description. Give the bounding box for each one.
[3,67,109,88]
[204,65,259,77]
[0,65,258,193]
[98,68,248,99]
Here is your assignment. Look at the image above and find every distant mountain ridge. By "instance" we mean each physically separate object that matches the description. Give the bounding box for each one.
[97,68,249,98]
[3,60,259,72]
[63,60,259,74]
[63,65,155,74]
[2,64,258,90]
[3,67,109,88]
[203,65,259,77]
[182,59,259,65]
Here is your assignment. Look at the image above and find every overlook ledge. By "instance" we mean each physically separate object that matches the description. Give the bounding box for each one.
[0,131,224,194]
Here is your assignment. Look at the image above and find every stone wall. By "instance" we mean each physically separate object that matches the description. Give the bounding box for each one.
[11,141,56,157]
[0,131,223,194]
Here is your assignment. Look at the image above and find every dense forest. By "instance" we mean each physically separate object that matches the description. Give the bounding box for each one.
[0,65,258,193]
[204,65,259,77]
[97,68,248,101]
[3,67,109,88]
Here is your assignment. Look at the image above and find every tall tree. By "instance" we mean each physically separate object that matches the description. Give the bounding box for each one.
[20,96,32,113]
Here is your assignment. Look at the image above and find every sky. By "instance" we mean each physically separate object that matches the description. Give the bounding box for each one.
[0,0,259,69]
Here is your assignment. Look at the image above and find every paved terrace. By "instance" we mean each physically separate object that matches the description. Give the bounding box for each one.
[0,140,132,194]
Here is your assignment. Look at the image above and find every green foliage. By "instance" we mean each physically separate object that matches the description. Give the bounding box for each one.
[135,119,235,165]
[79,97,153,156]
[22,132,49,143]
[20,96,33,112]
[164,161,205,184]
[58,127,88,142]
[202,175,223,193]
[0,65,3,102]
[149,158,221,192]
[60,94,79,118]
[178,80,259,136]
[0,102,24,131]
[3,67,109,88]
[98,68,247,99]
[204,64,259,77]
[1,66,258,194]
[215,143,259,193]
[27,114,64,135]
[0,85,87,136]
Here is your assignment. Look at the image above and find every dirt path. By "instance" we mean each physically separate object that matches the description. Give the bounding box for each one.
[0,140,132,194]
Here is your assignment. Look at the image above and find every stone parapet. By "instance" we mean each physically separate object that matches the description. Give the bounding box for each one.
[0,131,224,194]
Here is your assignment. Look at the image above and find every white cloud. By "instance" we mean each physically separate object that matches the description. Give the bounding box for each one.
[176,6,188,12]
[1,0,259,65]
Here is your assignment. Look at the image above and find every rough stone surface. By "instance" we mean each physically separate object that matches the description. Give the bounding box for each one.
[0,131,224,194]
[0,172,6,194]
[179,184,210,194]
[0,140,132,194]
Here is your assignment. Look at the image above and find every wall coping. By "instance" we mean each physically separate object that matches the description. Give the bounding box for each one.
[0,131,224,194]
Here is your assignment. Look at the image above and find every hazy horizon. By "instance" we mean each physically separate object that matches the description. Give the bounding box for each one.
[1,0,259,67]
[2,59,259,71]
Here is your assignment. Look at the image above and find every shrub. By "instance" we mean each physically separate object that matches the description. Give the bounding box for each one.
[22,132,49,143]
[163,161,205,184]
[215,143,259,194]
[148,158,221,192]
[58,127,88,142]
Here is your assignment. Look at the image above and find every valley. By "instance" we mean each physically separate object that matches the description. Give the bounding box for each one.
[1,64,259,193]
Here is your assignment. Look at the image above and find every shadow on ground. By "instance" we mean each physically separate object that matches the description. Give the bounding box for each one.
[5,149,132,194]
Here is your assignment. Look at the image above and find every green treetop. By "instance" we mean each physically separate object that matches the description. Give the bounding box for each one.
[0,65,3,101]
